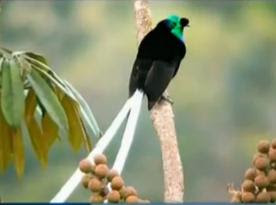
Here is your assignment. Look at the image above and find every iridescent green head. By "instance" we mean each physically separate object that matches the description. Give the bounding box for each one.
[165,15,189,42]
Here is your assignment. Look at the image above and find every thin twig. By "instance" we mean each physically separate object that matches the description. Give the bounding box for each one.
[134,0,184,202]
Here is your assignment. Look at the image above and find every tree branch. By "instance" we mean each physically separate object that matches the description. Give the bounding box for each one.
[134,0,184,202]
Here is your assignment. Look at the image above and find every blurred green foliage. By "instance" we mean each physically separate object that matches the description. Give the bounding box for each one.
[0,0,276,202]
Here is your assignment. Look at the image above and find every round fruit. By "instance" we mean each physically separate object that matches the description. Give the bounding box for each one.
[111,176,124,190]
[100,186,109,197]
[269,149,276,162]
[241,192,255,203]
[90,194,104,203]
[88,178,103,192]
[107,169,119,182]
[255,175,269,188]
[241,180,255,192]
[230,196,241,203]
[268,169,276,184]
[124,186,138,198]
[95,164,109,178]
[81,174,91,189]
[79,159,93,173]
[244,168,257,180]
[254,156,269,170]
[126,195,139,203]
[256,191,271,203]
[94,154,108,165]
[272,139,276,149]
[257,140,270,154]
[269,191,276,202]
[107,190,121,203]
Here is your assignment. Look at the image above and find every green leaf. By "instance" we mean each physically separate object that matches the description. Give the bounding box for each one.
[0,47,12,54]
[30,63,76,100]
[1,58,25,128]
[64,81,102,138]
[23,52,48,66]
[27,69,68,134]
[0,58,3,87]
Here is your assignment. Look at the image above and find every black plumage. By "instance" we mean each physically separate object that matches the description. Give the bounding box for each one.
[129,16,189,109]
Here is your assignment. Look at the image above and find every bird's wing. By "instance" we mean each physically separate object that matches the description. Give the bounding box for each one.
[144,60,176,105]
[128,59,153,97]
[172,44,186,77]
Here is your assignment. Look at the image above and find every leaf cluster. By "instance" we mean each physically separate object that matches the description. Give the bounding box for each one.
[0,47,101,176]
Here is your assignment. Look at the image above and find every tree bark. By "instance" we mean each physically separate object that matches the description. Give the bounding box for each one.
[134,0,184,202]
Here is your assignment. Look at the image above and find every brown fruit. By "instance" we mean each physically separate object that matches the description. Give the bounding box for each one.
[124,186,138,197]
[269,191,276,202]
[256,191,271,203]
[269,148,276,162]
[268,169,276,184]
[94,154,108,165]
[88,178,103,192]
[95,164,109,178]
[126,195,139,203]
[120,186,128,199]
[254,156,269,170]
[230,196,241,203]
[241,180,255,192]
[79,159,93,173]
[255,175,269,188]
[272,139,276,149]
[100,186,109,197]
[244,168,257,180]
[257,140,270,154]
[256,169,266,176]
[241,192,255,203]
[107,190,121,203]
[253,153,266,162]
[107,169,119,182]
[120,186,138,199]
[90,194,104,203]
[230,192,241,203]
[81,174,91,189]
[111,176,124,190]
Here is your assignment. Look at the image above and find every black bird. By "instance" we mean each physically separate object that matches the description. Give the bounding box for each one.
[129,15,189,110]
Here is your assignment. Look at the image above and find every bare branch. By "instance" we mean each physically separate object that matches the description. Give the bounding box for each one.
[134,0,184,202]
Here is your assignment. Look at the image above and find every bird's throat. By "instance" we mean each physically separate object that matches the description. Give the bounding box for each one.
[171,27,184,42]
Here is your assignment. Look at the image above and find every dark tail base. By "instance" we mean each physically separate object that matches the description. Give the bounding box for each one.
[148,101,156,110]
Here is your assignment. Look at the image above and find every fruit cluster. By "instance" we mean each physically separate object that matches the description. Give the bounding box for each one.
[229,139,276,203]
[79,154,148,203]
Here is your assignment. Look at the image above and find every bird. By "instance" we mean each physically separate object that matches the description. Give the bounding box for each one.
[129,15,189,110]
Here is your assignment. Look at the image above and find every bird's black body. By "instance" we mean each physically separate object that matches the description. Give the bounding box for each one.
[129,17,189,109]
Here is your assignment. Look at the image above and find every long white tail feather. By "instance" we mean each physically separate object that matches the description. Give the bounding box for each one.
[104,90,143,203]
[50,95,134,203]
[112,90,143,173]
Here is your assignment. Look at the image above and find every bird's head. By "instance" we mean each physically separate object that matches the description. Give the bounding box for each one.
[165,15,189,42]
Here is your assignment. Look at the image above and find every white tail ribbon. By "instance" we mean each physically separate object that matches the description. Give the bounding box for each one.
[112,90,143,173]
[50,95,133,203]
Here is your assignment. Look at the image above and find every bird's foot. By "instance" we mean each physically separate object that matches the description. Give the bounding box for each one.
[160,95,174,105]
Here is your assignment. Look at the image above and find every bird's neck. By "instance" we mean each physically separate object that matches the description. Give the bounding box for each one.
[171,28,184,42]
